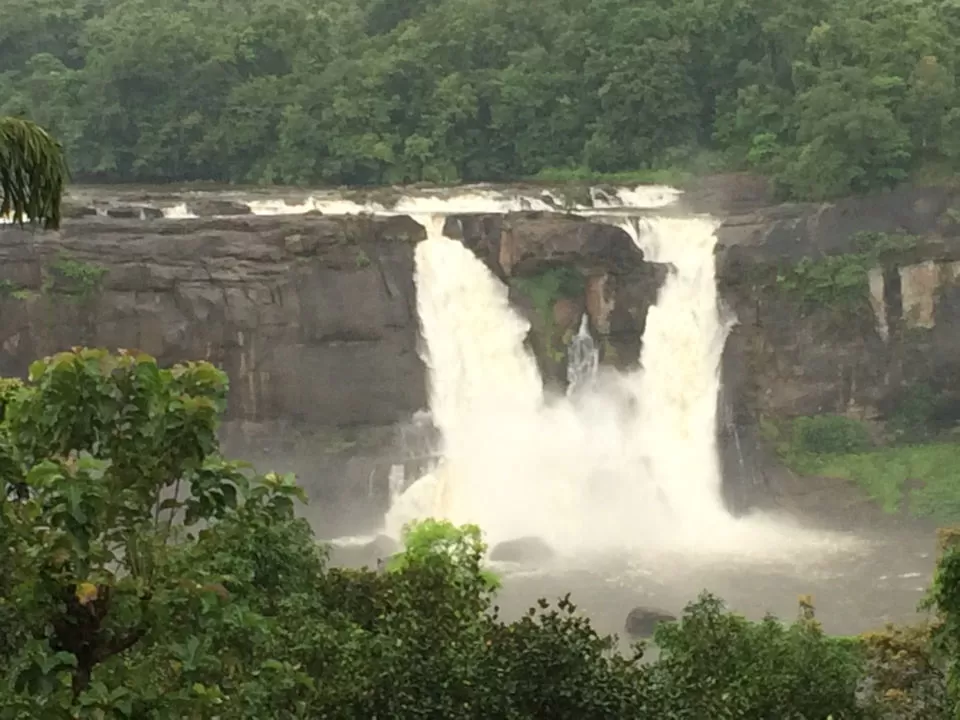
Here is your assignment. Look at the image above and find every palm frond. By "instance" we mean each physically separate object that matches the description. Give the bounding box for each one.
[0,117,69,230]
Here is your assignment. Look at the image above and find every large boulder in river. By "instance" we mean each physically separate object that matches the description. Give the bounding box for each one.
[624,606,677,638]
[489,536,555,564]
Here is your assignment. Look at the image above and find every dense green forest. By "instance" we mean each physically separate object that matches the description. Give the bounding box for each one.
[0,348,956,717]
[2,0,959,198]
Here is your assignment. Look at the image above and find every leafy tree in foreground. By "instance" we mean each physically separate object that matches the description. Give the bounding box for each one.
[0,116,67,229]
[0,348,931,718]
[0,348,309,717]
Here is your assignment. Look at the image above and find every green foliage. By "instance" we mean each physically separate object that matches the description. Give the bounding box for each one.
[926,531,960,704]
[791,415,873,455]
[3,0,960,199]
[776,232,918,312]
[42,256,107,299]
[3,349,959,718]
[388,518,500,591]
[784,434,960,519]
[645,593,866,719]
[512,266,585,363]
[777,254,876,313]
[0,348,309,714]
[858,624,949,719]
[512,266,584,319]
[532,166,696,188]
[0,116,67,229]
[886,382,956,443]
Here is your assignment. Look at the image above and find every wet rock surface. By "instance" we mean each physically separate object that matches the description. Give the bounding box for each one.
[185,199,252,216]
[714,184,960,423]
[710,182,960,511]
[0,214,426,427]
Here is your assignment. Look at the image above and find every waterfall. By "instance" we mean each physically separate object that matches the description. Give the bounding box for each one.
[383,214,546,539]
[384,211,852,557]
[616,216,734,531]
[385,213,728,550]
[567,314,599,395]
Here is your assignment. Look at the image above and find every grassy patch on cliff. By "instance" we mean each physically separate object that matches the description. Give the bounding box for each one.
[769,415,960,520]
[788,444,960,518]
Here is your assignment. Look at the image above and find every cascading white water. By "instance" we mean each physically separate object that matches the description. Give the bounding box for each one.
[566,314,599,395]
[162,203,199,219]
[35,180,853,559]
[384,214,547,539]
[386,212,728,550]
[244,185,680,218]
[385,211,853,557]
[616,216,734,539]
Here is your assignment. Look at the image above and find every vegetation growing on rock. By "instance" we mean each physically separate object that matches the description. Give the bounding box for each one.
[43,256,107,300]
[770,413,960,520]
[773,232,920,317]
[3,0,960,199]
[511,266,586,365]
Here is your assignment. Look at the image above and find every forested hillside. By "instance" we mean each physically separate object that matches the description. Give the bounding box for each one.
[2,0,958,198]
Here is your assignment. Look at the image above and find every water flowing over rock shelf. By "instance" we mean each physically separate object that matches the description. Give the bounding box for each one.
[2,179,960,527]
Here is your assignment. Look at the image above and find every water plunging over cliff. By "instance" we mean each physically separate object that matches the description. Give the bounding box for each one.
[617,216,734,536]
[385,212,852,557]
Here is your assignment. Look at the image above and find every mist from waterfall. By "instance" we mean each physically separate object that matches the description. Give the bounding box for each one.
[385,212,854,558]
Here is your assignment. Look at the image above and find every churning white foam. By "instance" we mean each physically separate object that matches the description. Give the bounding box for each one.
[245,184,680,218]
[385,211,859,560]
[162,203,199,219]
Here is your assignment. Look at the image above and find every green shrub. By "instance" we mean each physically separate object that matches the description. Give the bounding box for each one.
[645,593,867,719]
[888,383,948,442]
[3,350,954,718]
[791,415,872,455]
[510,265,584,317]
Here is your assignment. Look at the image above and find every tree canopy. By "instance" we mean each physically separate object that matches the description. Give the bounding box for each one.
[0,348,957,717]
[0,116,67,228]
[1,0,958,199]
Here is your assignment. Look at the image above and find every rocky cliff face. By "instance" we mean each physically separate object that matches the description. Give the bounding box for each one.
[5,180,960,523]
[446,212,663,383]
[0,214,428,427]
[710,183,960,509]
[0,208,662,533]
[716,184,960,420]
